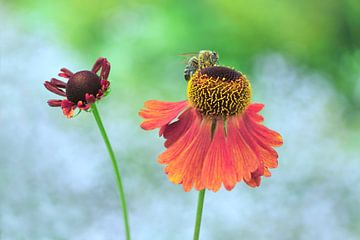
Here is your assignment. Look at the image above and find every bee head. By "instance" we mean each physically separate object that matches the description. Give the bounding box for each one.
[210,51,219,64]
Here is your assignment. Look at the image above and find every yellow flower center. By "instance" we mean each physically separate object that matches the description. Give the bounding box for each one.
[187,66,251,118]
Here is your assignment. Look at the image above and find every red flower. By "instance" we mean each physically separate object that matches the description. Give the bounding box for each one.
[44,58,110,118]
[139,66,283,192]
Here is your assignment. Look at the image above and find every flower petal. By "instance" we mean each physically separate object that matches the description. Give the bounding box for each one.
[50,78,67,88]
[243,104,283,168]
[58,68,73,78]
[61,100,76,118]
[227,117,259,183]
[201,120,237,191]
[139,100,188,130]
[246,117,283,147]
[234,103,283,187]
[162,115,212,191]
[162,108,196,148]
[158,109,200,165]
[47,99,62,107]
[44,81,66,97]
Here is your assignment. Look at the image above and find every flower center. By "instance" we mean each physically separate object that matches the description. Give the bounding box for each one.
[187,66,251,118]
[66,71,101,103]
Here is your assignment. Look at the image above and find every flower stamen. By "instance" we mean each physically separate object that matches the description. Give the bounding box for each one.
[187,66,251,118]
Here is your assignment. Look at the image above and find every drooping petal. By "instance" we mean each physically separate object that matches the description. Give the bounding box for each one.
[61,99,76,118]
[162,115,212,191]
[158,109,199,165]
[44,81,66,97]
[77,101,91,111]
[139,100,188,130]
[228,103,282,187]
[47,99,63,107]
[162,108,196,148]
[243,171,262,187]
[201,120,237,191]
[245,103,265,122]
[85,93,96,104]
[243,104,283,169]
[49,78,67,88]
[227,117,260,183]
[100,79,110,92]
[246,117,283,147]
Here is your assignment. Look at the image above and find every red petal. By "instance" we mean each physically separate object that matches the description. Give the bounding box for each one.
[61,100,76,118]
[44,81,66,97]
[50,78,67,88]
[92,57,110,80]
[47,99,62,107]
[244,173,261,187]
[58,68,73,78]
[162,108,196,148]
[139,100,188,130]
[85,93,96,104]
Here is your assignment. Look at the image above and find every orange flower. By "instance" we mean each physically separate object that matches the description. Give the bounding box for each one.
[139,66,283,192]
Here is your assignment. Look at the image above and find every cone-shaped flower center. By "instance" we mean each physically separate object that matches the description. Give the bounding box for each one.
[66,71,101,103]
[187,66,251,118]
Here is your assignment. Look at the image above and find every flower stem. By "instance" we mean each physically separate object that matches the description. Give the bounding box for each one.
[91,103,131,240]
[193,189,206,240]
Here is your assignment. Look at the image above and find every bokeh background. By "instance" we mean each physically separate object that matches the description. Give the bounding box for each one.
[1,0,360,239]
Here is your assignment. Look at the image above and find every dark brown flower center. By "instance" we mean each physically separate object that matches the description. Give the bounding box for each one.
[66,71,101,103]
[187,66,251,118]
[200,66,242,81]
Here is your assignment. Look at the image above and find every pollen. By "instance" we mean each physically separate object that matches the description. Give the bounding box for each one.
[187,66,251,118]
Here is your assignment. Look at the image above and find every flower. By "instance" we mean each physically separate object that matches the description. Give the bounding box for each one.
[139,65,283,192]
[44,57,110,118]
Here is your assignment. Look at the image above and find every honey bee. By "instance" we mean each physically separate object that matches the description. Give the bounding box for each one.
[183,50,219,81]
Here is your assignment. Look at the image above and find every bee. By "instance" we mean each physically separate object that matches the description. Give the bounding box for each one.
[183,50,219,81]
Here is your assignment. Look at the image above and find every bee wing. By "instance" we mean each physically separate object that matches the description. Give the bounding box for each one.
[178,52,198,56]
[178,52,198,64]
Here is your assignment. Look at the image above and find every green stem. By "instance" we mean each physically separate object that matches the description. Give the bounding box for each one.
[91,103,131,240]
[193,189,206,240]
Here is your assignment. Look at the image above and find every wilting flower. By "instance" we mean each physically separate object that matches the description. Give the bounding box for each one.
[44,58,110,118]
[139,66,283,192]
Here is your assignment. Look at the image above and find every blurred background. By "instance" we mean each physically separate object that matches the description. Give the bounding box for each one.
[1,0,359,239]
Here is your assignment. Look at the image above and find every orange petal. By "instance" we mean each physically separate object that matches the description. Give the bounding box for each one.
[244,173,261,187]
[264,167,271,177]
[244,105,283,168]
[139,100,188,130]
[201,120,237,192]
[246,119,283,147]
[246,103,264,122]
[158,109,199,164]
[227,117,260,182]
[237,103,283,187]
[162,115,212,191]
